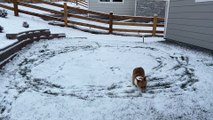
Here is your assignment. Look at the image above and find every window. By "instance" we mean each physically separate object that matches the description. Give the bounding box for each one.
[195,0,213,2]
[100,0,123,2]
[113,0,123,2]
[100,0,110,2]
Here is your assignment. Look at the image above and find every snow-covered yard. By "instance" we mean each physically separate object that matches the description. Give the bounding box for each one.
[0,4,213,120]
[0,36,213,120]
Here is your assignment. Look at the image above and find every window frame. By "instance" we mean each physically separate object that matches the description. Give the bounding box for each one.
[99,0,110,3]
[99,0,124,3]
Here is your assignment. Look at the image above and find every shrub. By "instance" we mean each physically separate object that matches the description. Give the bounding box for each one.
[0,25,4,33]
[0,9,8,18]
[23,21,29,28]
[0,25,3,33]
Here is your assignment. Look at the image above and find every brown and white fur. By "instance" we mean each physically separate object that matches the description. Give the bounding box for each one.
[132,67,147,90]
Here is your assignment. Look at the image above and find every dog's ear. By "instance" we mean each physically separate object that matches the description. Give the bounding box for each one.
[144,76,147,81]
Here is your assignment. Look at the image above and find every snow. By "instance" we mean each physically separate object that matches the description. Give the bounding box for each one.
[0,2,213,120]
[0,38,17,49]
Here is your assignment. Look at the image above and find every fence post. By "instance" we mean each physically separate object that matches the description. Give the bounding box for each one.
[13,0,19,16]
[76,0,78,5]
[64,2,68,27]
[109,12,113,34]
[152,14,158,36]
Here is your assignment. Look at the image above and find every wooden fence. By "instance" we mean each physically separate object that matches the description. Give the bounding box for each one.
[0,29,65,68]
[0,0,164,36]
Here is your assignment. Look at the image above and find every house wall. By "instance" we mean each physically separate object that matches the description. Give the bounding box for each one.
[88,0,136,15]
[136,0,166,18]
[165,0,213,50]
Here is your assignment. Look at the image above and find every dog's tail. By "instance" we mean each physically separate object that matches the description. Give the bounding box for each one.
[136,76,144,81]
[134,76,143,86]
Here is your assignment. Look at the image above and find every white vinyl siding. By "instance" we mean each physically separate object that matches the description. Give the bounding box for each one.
[89,0,136,15]
[195,0,213,2]
[166,0,213,50]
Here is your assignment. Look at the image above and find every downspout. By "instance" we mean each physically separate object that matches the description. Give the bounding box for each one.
[88,0,90,9]
[164,0,170,38]
[134,0,137,16]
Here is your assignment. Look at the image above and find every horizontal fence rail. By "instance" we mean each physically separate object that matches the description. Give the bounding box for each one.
[0,29,65,68]
[0,0,164,36]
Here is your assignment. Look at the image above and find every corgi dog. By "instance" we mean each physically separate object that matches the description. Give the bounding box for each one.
[132,67,147,90]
